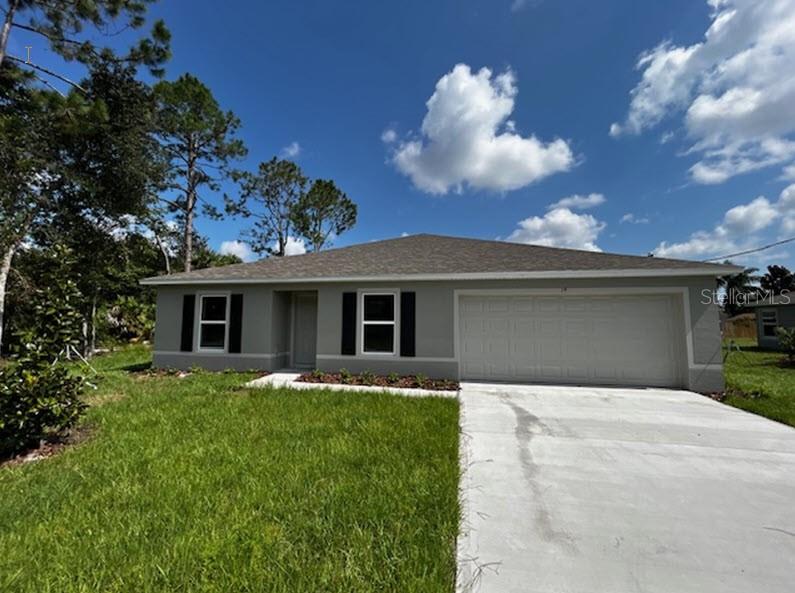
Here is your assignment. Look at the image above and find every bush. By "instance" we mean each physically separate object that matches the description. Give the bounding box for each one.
[0,365,85,456]
[102,295,155,343]
[776,327,795,362]
[0,264,87,457]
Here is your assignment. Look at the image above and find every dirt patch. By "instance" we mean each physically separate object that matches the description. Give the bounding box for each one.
[707,388,767,402]
[297,370,459,391]
[1,425,93,469]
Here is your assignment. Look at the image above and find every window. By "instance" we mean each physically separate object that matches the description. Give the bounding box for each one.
[198,295,228,350]
[761,310,778,337]
[361,293,396,354]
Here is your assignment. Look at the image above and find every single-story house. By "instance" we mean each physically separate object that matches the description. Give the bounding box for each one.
[748,294,795,349]
[140,234,739,392]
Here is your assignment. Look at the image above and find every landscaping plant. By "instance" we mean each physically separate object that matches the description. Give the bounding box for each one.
[776,327,795,363]
[0,265,86,457]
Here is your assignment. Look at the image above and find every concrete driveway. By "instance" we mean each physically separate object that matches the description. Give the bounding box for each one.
[457,383,795,593]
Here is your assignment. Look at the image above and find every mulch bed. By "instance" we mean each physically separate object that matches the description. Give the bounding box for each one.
[297,370,459,391]
[1,426,92,469]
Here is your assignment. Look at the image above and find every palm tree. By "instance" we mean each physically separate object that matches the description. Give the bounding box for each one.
[717,264,759,317]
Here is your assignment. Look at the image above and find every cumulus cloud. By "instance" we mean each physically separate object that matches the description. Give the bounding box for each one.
[381,128,397,143]
[654,184,795,259]
[547,193,605,211]
[279,235,307,256]
[620,213,650,224]
[282,141,301,158]
[220,240,255,262]
[612,0,795,183]
[506,207,606,252]
[390,64,575,194]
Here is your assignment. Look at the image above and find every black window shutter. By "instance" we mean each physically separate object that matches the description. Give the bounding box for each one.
[400,292,416,357]
[180,294,195,352]
[341,292,357,355]
[228,294,244,353]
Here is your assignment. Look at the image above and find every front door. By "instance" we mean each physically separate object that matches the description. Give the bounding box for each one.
[293,293,318,368]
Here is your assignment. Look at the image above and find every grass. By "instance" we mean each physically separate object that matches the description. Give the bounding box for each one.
[0,345,460,592]
[723,338,795,427]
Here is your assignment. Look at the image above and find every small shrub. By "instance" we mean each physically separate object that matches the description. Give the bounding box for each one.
[360,370,376,384]
[339,368,352,384]
[387,372,399,384]
[0,264,87,457]
[415,373,428,388]
[776,327,795,362]
[311,369,324,380]
[0,365,86,456]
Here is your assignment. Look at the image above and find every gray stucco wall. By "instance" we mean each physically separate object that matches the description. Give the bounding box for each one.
[756,305,795,349]
[152,275,723,391]
[153,284,276,371]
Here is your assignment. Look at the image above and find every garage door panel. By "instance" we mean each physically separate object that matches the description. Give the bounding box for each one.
[459,294,682,387]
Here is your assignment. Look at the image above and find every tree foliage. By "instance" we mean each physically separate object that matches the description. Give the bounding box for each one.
[718,266,759,317]
[0,247,86,457]
[154,74,247,271]
[293,179,357,252]
[227,158,307,257]
[760,265,794,296]
[0,0,170,78]
[228,159,357,256]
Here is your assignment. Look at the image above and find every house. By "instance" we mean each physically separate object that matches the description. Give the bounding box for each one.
[140,234,739,392]
[748,294,795,349]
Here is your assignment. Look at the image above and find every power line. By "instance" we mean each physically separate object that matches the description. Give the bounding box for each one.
[704,236,795,262]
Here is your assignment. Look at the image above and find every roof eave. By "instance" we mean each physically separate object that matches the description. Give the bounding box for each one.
[140,266,741,286]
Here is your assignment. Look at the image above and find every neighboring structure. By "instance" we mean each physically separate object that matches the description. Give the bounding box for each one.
[140,234,739,392]
[748,295,795,349]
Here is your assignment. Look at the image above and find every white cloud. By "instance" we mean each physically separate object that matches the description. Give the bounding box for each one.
[219,240,255,262]
[548,193,605,211]
[612,0,795,183]
[781,163,795,180]
[620,213,650,224]
[381,128,398,143]
[506,207,606,252]
[282,235,307,256]
[400,231,409,237]
[390,64,575,194]
[282,141,301,158]
[654,184,795,259]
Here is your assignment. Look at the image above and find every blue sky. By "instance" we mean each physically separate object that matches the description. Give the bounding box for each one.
[10,0,795,269]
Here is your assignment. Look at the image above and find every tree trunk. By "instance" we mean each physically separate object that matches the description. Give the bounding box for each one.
[183,136,196,272]
[184,192,194,272]
[89,295,97,357]
[0,243,16,355]
[155,234,171,274]
[0,0,19,67]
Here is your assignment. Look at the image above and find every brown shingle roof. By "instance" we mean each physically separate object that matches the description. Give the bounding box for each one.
[141,234,739,284]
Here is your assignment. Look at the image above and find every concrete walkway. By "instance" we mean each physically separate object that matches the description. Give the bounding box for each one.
[458,383,795,593]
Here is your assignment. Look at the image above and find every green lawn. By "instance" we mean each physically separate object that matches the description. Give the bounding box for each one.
[723,339,795,427]
[0,346,460,593]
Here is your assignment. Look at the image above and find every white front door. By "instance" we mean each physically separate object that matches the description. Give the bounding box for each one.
[459,294,683,387]
[292,293,318,368]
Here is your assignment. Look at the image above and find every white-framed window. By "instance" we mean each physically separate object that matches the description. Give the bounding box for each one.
[197,294,229,351]
[761,310,778,337]
[361,292,397,354]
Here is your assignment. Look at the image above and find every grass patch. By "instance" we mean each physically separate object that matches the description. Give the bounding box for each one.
[723,339,795,427]
[0,345,460,592]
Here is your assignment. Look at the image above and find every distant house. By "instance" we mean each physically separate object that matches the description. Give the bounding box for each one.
[140,234,738,392]
[749,295,795,349]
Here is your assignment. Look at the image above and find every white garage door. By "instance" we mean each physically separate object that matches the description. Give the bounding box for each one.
[459,294,683,387]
